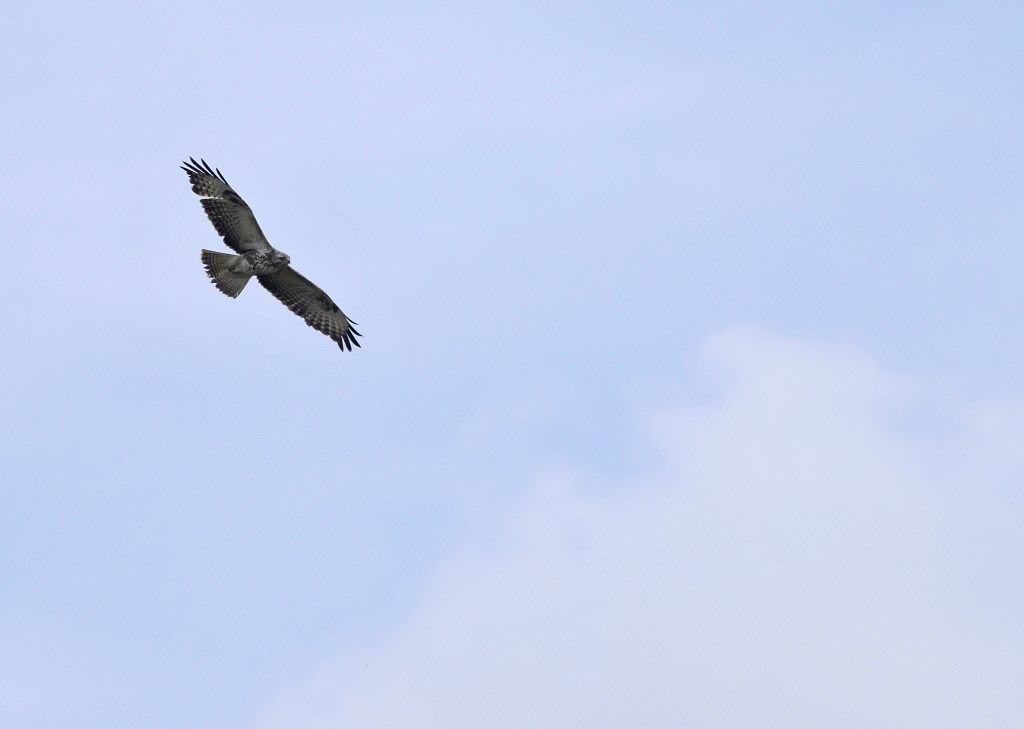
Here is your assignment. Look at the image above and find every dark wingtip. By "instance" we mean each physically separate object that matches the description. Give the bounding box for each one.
[182,157,230,186]
[182,158,204,177]
[181,158,222,178]
[336,332,363,352]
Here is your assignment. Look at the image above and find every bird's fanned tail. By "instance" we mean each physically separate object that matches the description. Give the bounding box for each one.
[201,249,252,298]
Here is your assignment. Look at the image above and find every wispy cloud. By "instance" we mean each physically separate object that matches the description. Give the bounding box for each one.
[252,329,1024,729]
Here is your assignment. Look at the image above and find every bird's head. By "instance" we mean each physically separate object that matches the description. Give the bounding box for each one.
[272,250,291,267]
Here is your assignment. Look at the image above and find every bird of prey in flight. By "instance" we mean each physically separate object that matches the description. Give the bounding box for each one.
[182,158,362,352]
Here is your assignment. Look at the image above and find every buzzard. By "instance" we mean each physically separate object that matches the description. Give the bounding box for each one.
[182,158,362,352]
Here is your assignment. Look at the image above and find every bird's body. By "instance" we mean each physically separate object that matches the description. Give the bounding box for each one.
[181,158,362,352]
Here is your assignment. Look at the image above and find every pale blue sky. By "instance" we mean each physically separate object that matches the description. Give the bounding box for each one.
[2,2,1022,728]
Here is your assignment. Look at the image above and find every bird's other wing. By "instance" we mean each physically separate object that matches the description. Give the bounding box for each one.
[257,267,362,352]
[181,157,273,254]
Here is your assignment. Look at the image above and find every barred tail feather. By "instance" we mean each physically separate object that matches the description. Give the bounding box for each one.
[201,249,251,298]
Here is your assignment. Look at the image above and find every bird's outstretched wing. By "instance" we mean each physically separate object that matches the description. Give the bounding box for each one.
[181,158,272,254]
[258,267,362,351]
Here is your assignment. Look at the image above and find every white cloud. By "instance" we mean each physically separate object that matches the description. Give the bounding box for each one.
[252,329,1024,729]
